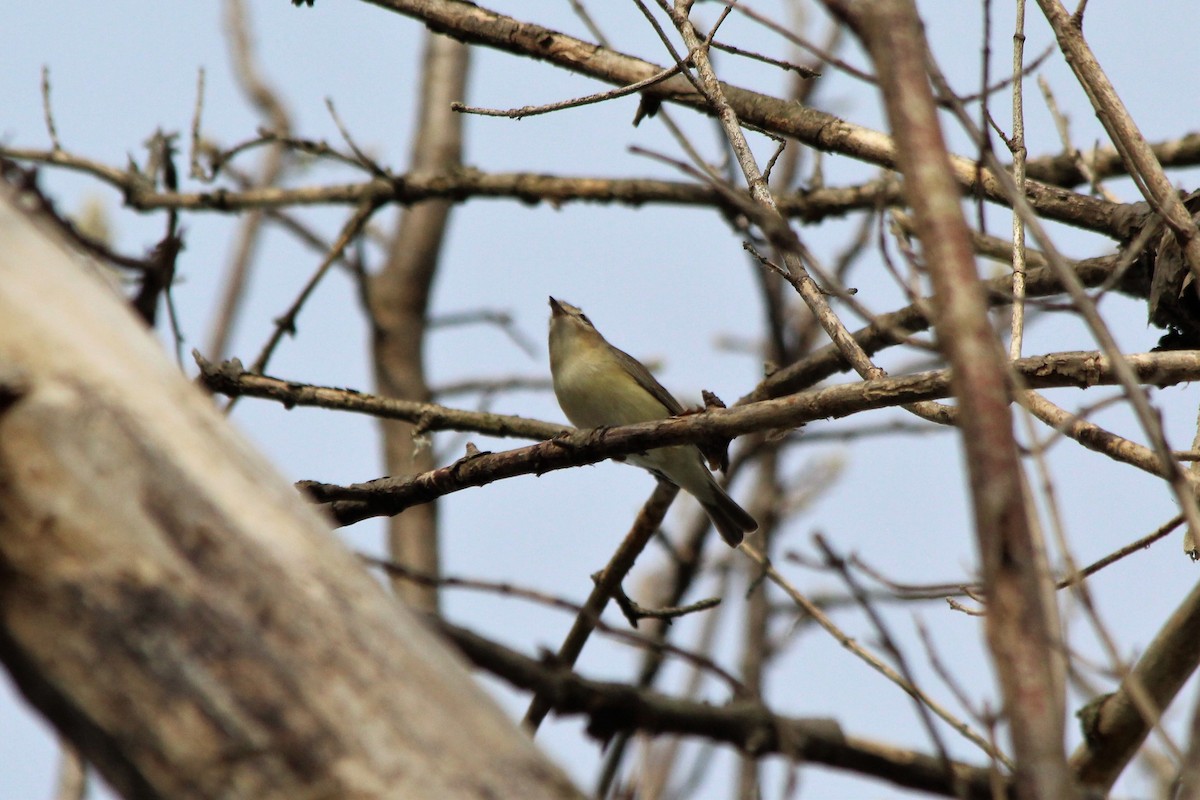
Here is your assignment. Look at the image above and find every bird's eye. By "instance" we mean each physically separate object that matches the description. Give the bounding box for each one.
[579,313,593,326]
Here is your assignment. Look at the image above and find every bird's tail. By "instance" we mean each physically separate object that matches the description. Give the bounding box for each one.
[701,483,757,547]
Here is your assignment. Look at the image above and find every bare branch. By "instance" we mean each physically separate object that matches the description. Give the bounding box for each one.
[303,350,1200,525]
[439,619,1003,800]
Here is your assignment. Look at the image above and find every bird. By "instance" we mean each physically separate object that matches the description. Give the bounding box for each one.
[547,296,756,546]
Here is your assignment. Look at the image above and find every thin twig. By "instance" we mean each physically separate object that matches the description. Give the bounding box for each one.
[739,541,1014,768]
[451,63,684,120]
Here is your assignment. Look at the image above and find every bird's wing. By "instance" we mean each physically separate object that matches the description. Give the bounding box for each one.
[611,345,685,416]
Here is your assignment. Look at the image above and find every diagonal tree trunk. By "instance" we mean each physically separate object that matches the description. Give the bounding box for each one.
[0,180,579,800]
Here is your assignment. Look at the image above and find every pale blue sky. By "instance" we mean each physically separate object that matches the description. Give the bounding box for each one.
[3,2,1200,798]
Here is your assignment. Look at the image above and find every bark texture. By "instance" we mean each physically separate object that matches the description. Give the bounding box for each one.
[0,184,579,800]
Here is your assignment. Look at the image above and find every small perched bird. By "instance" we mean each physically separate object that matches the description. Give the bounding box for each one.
[548,297,757,546]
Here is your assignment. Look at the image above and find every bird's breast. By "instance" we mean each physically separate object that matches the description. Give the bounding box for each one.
[552,350,669,429]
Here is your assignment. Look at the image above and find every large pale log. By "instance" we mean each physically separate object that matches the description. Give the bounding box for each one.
[0,181,580,800]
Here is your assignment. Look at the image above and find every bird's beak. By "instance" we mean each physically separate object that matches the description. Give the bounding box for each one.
[548,296,565,316]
